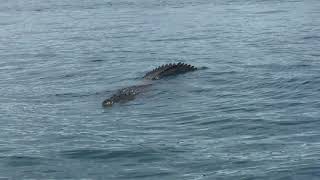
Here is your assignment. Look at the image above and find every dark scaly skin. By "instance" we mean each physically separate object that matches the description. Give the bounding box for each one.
[143,62,197,80]
[103,62,198,107]
[102,84,152,107]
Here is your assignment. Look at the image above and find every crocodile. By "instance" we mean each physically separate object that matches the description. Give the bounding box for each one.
[102,62,198,107]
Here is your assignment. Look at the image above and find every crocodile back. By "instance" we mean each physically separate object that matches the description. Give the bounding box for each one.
[143,62,197,80]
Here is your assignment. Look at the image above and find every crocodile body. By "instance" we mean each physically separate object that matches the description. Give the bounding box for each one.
[143,62,197,80]
[102,84,152,106]
[102,62,198,107]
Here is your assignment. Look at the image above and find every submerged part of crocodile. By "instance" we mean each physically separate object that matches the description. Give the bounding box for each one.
[103,62,198,107]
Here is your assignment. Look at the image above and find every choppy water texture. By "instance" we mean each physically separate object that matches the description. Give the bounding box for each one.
[1,0,320,179]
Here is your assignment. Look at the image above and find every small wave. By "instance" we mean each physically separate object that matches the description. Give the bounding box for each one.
[32,7,52,12]
[1,155,46,167]
[150,36,216,42]
[271,119,318,126]
[177,115,203,125]
[54,92,91,98]
[254,10,287,14]
[119,171,173,179]
[302,35,320,40]
[90,59,104,63]
[60,148,160,161]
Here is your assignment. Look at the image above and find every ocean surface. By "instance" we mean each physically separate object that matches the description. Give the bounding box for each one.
[1,0,320,179]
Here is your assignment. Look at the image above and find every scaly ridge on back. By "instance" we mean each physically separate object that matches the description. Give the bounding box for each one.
[143,62,197,80]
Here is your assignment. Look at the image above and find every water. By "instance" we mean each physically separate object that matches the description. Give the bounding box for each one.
[1,0,320,179]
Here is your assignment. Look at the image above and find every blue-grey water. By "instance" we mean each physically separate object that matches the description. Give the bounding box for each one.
[1,0,320,179]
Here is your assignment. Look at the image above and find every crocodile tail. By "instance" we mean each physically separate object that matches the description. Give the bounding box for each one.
[143,62,197,80]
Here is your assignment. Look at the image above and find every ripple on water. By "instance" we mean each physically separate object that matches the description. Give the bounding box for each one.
[1,156,47,167]
[60,147,169,162]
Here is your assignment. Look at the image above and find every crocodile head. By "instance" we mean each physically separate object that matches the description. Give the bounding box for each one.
[102,94,136,107]
[102,84,151,107]
[102,98,114,107]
